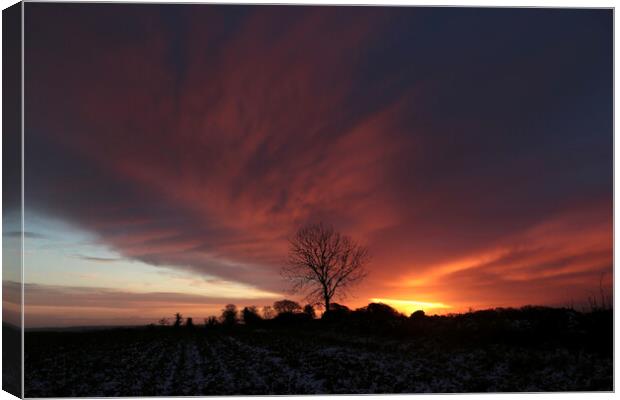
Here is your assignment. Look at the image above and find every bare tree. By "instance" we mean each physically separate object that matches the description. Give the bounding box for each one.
[273,299,302,314]
[262,306,275,319]
[282,222,369,312]
[262,305,275,319]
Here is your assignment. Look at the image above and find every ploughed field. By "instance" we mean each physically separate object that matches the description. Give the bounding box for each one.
[25,318,612,396]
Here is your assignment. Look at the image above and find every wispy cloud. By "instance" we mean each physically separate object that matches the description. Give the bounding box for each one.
[4,231,50,240]
[74,255,123,263]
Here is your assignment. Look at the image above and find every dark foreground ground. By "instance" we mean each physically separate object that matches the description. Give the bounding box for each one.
[25,307,612,396]
[3,323,22,397]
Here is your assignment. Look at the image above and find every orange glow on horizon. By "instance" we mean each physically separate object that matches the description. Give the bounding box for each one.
[370,298,452,316]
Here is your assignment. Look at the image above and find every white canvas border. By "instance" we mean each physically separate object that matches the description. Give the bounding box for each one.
[0,1,615,400]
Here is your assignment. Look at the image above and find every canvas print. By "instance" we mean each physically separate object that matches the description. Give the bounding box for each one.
[2,2,614,397]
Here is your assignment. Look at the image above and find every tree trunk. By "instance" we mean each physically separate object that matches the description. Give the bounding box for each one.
[324,295,330,314]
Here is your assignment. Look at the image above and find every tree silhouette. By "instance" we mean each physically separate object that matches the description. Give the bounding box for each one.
[262,305,275,319]
[303,304,316,319]
[220,304,238,326]
[173,313,184,328]
[273,299,302,314]
[242,306,262,325]
[282,222,369,312]
[410,310,426,321]
[204,316,218,327]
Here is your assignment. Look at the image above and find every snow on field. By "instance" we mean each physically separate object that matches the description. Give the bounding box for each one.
[24,328,612,397]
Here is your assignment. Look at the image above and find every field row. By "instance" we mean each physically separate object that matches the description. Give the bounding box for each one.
[24,329,612,396]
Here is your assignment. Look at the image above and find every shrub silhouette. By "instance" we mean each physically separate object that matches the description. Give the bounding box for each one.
[348,303,405,333]
[262,305,275,319]
[273,299,302,314]
[322,302,351,321]
[303,304,316,319]
[242,306,263,326]
[173,313,184,328]
[204,316,218,328]
[273,310,312,325]
[220,304,238,326]
[185,317,194,329]
[410,310,426,320]
[272,300,309,325]
[364,302,401,318]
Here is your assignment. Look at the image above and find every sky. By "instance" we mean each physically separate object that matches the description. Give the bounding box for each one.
[13,4,613,327]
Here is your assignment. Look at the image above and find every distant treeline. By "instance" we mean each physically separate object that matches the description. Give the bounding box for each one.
[154,301,612,354]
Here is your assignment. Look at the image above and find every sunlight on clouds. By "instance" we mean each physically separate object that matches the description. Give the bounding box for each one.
[400,248,509,287]
[138,268,280,299]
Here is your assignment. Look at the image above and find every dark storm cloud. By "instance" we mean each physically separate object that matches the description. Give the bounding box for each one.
[23,4,612,307]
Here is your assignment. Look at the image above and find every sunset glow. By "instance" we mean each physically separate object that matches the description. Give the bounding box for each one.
[15,5,612,327]
[370,298,452,315]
